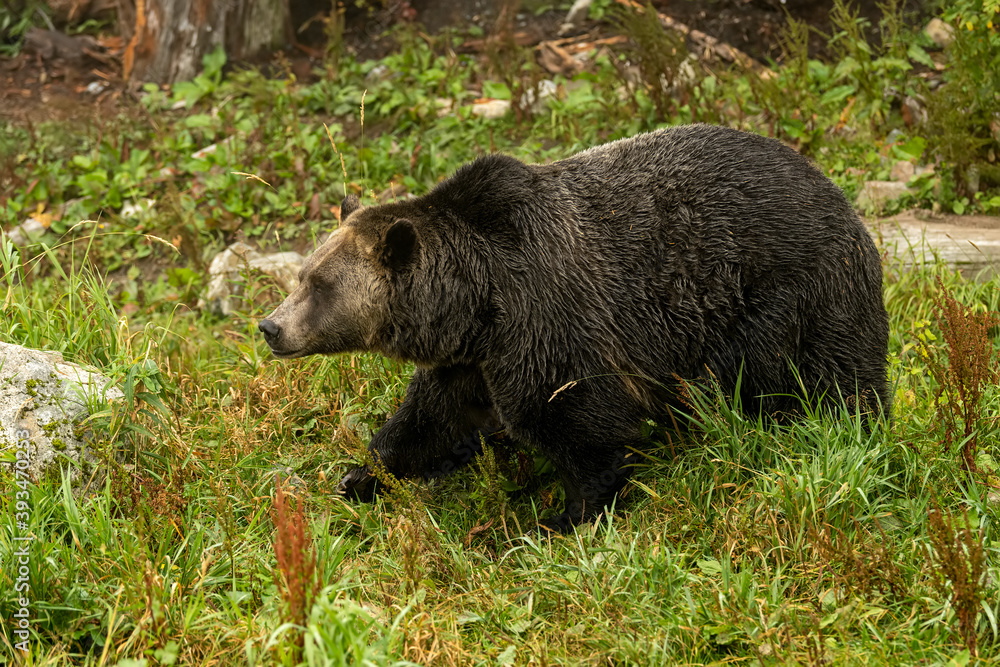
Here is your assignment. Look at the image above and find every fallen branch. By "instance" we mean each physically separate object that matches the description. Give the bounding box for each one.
[460,4,769,78]
[614,0,773,76]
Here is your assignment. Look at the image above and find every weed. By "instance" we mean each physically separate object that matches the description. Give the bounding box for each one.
[109,464,187,531]
[483,1,545,125]
[920,277,1000,473]
[926,502,988,656]
[363,451,446,596]
[141,558,168,643]
[745,12,825,148]
[323,2,347,78]
[468,441,512,543]
[827,0,914,129]
[271,476,322,653]
[811,521,905,601]
[611,2,694,125]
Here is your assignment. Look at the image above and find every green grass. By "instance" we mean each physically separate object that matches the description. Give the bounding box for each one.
[2,2,1000,664]
[0,292,997,667]
[2,191,999,667]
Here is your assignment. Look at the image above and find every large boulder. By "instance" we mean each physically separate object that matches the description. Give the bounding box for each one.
[0,342,122,486]
[857,180,912,211]
[198,242,305,316]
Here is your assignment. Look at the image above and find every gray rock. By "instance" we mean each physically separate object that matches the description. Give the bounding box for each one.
[566,0,593,24]
[966,165,981,194]
[434,97,453,118]
[4,218,48,247]
[4,199,86,248]
[857,180,911,211]
[470,99,511,120]
[119,199,156,219]
[903,96,927,124]
[0,341,122,486]
[366,64,389,83]
[522,79,559,113]
[924,18,955,48]
[199,242,305,316]
[559,0,594,35]
[889,161,916,183]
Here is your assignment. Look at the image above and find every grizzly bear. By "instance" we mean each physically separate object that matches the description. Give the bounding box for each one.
[259,124,889,531]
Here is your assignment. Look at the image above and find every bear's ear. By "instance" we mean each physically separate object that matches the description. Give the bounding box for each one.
[341,195,361,220]
[380,219,419,271]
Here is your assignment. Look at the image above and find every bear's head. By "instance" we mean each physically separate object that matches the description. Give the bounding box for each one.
[259,195,485,365]
[258,195,420,359]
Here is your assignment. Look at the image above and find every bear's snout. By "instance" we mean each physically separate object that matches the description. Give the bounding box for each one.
[258,319,281,343]
[258,316,307,357]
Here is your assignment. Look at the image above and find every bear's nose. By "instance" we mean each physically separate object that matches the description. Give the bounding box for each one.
[258,319,281,340]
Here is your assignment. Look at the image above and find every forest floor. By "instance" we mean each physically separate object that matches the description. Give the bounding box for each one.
[0,0,929,126]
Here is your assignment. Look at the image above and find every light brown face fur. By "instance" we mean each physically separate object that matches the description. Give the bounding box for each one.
[260,225,389,358]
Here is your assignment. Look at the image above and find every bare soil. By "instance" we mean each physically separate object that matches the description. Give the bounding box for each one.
[649,0,930,62]
[0,47,122,125]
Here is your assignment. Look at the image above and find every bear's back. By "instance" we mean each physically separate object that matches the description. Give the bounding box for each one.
[523,126,888,413]
[553,124,858,238]
[535,125,874,289]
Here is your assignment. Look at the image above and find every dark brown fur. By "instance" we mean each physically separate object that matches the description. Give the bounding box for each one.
[260,125,890,531]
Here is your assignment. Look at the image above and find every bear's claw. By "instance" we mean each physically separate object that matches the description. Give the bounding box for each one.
[337,465,378,502]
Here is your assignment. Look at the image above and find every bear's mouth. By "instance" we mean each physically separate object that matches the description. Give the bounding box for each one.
[269,347,305,359]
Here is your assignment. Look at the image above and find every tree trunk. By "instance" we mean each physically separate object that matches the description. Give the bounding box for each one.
[118,0,289,84]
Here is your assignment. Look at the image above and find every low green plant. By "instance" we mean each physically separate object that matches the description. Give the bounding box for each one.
[0,0,50,56]
[469,441,511,537]
[827,0,918,129]
[924,0,1000,199]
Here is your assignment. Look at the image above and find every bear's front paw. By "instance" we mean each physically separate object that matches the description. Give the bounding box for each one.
[537,512,578,534]
[336,465,378,502]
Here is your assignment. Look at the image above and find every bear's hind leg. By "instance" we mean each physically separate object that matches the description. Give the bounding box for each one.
[538,447,629,533]
[537,445,635,533]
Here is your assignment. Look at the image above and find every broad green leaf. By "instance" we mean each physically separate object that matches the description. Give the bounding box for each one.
[907,42,936,68]
[820,84,856,106]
